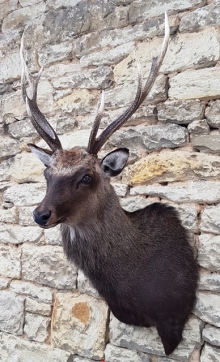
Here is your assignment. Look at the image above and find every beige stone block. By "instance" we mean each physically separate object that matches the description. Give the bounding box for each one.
[26,297,51,316]
[56,89,96,113]
[24,313,50,342]
[169,68,220,100]
[52,292,108,359]
[0,291,24,335]
[126,150,220,186]
[0,244,21,278]
[10,280,53,303]
[195,291,220,327]
[3,183,46,207]
[10,152,45,183]
[0,224,43,244]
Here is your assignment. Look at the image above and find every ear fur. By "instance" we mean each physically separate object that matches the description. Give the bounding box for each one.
[101,148,129,177]
[28,143,52,166]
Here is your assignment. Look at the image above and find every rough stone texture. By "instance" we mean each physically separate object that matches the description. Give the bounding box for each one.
[0,206,17,223]
[105,343,151,362]
[0,244,21,278]
[77,270,100,299]
[157,100,205,124]
[202,324,220,347]
[188,120,210,135]
[200,204,220,234]
[194,291,220,327]
[126,150,220,186]
[3,183,46,207]
[0,137,19,159]
[9,152,45,183]
[0,223,42,244]
[10,280,53,304]
[19,206,36,226]
[26,297,52,316]
[109,314,202,360]
[201,344,220,362]
[44,225,62,245]
[0,291,24,335]
[199,272,220,293]
[22,244,77,289]
[0,277,10,290]
[198,234,220,272]
[52,292,108,359]
[193,134,220,153]
[120,196,160,212]
[205,99,220,128]
[24,313,50,342]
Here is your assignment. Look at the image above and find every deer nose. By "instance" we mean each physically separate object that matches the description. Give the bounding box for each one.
[33,209,51,226]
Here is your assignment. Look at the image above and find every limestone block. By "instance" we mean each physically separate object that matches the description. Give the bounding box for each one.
[0,277,10,290]
[202,324,220,347]
[56,89,96,114]
[188,120,210,135]
[199,272,220,293]
[19,206,36,226]
[112,183,128,197]
[200,204,220,234]
[0,51,21,82]
[169,68,220,100]
[108,124,187,151]
[0,0,18,19]
[24,313,50,342]
[0,224,43,244]
[77,269,100,298]
[58,130,91,149]
[47,0,81,10]
[130,180,220,204]
[198,234,220,271]
[72,356,94,362]
[3,183,46,207]
[39,41,72,67]
[157,100,205,124]
[80,42,134,67]
[22,244,77,289]
[161,202,198,232]
[0,291,24,335]
[26,297,52,316]
[2,2,46,32]
[180,0,220,33]
[193,134,220,153]
[105,343,151,362]
[109,314,202,360]
[120,196,160,213]
[194,291,220,327]
[0,158,13,182]
[0,332,71,362]
[52,292,108,359]
[9,152,45,183]
[0,244,21,278]
[205,100,220,128]
[126,150,220,186]
[128,0,206,24]
[201,344,220,362]
[0,207,17,223]
[1,90,25,119]
[8,119,37,139]
[10,280,53,303]
[20,0,42,5]
[0,137,19,159]
[44,225,62,245]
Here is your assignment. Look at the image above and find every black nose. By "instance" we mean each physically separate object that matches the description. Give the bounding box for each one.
[33,209,51,226]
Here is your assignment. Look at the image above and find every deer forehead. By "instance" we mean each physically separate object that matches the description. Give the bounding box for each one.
[49,148,99,176]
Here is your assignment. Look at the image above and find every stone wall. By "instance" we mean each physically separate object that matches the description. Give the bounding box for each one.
[0,0,220,361]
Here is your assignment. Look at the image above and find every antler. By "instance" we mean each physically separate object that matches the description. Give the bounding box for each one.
[87,12,170,155]
[20,34,62,152]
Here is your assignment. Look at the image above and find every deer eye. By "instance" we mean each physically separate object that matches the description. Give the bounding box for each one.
[81,175,92,184]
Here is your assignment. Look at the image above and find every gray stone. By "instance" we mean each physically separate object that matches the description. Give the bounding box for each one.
[26,297,51,316]
[201,344,220,362]
[120,196,160,213]
[44,225,62,245]
[200,204,220,234]
[128,0,206,24]
[0,51,21,83]
[202,324,220,347]
[0,0,18,19]
[188,120,210,135]
[112,183,128,197]
[157,100,205,124]
[0,277,10,290]
[10,280,53,303]
[0,137,19,159]
[19,206,37,226]
[0,244,21,278]
[180,0,220,33]
[39,41,72,67]
[194,291,220,327]
[199,272,220,293]
[130,180,220,204]
[77,269,100,299]
[22,244,77,289]
[24,313,50,342]
[0,224,43,244]
[193,135,220,153]
[52,292,108,359]
[109,314,202,360]
[46,0,81,10]
[1,90,25,120]
[8,118,37,139]
[0,291,24,335]
[0,332,71,362]
[0,206,17,223]
[205,100,220,128]
[3,183,46,207]
[105,344,150,362]
[198,234,220,272]
[169,68,220,100]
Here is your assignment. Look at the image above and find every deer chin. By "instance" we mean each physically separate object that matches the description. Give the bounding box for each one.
[40,218,65,229]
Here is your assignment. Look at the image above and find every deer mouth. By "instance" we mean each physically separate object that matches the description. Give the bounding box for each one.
[40,218,65,229]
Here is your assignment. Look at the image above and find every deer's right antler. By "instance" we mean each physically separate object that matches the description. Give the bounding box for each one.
[20,34,62,152]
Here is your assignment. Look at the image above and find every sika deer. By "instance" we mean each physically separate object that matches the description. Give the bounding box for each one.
[20,13,198,355]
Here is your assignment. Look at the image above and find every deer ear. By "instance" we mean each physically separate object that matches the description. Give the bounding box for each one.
[28,143,52,167]
[101,148,129,177]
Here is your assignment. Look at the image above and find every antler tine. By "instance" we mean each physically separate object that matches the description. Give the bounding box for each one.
[90,12,169,155]
[20,34,62,152]
[87,91,105,154]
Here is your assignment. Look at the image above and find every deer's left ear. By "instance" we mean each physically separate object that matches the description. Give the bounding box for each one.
[101,148,129,177]
[28,143,52,167]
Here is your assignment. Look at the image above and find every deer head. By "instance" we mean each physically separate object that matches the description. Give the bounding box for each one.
[20,13,169,229]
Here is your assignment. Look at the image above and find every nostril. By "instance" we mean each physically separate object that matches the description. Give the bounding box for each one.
[33,209,51,226]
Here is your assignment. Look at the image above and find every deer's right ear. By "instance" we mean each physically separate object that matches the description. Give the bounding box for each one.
[28,143,52,167]
[101,148,129,177]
